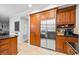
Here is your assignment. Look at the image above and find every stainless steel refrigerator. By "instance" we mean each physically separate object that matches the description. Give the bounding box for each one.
[40,19,56,50]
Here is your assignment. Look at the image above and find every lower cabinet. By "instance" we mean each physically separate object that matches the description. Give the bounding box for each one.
[56,36,65,53]
[64,43,77,55]
[0,37,17,55]
[0,49,10,55]
[56,36,78,54]
[30,13,40,47]
[10,37,17,55]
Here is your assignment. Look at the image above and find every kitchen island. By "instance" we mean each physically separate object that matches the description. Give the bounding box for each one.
[0,36,17,55]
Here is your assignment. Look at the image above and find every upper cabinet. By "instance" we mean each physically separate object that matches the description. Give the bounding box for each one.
[30,14,40,33]
[30,13,41,47]
[57,10,63,25]
[57,6,76,25]
[41,9,57,20]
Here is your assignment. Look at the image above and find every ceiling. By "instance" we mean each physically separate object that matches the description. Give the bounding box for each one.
[0,4,52,21]
[0,4,74,21]
[31,4,50,11]
[0,4,29,17]
[0,4,51,17]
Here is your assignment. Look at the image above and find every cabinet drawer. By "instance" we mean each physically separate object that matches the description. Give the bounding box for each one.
[0,49,9,55]
[66,37,78,42]
[0,44,9,51]
[0,39,10,45]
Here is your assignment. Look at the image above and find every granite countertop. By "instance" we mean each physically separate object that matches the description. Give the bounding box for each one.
[57,34,79,38]
[0,35,17,39]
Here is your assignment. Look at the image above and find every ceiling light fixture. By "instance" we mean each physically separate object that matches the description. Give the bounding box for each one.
[28,4,32,7]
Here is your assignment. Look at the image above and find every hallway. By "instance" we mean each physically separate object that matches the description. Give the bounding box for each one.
[18,43,65,55]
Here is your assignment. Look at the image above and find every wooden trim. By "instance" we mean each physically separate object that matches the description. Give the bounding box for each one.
[30,7,58,15]
[58,5,76,12]
[30,5,76,15]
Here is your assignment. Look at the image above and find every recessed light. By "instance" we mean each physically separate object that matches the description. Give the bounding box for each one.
[28,4,32,7]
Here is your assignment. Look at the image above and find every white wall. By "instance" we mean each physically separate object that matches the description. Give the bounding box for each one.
[9,16,21,48]
[9,13,29,48]
[20,17,28,42]
[76,5,79,27]
[75,5,79,51]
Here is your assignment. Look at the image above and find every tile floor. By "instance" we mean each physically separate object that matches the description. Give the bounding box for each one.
[18,43,66,55]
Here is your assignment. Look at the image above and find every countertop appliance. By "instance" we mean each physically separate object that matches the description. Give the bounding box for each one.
[57,28,65,36]
[64,28,73,36]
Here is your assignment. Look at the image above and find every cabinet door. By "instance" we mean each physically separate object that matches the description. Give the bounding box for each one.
[56,11,60,25]
[70,9,75,24]
[0,49,10,55]
[65,6,75,25]
[62,11,66,24]
[10,37,17,55]
[30,33,36,45]
[65,10,70,24]
[48,9,56,19]
[30,14,40,47]
[56,36,64,52]
[41,9,57,20]
[41,11,48,20]
[57,11,63,25]
[57,6,76,25]
[0,39,10,55]
[30,14,37,45]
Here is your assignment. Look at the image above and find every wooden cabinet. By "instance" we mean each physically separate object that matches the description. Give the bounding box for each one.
[10,37,17,55]
[30,9,57,47]
[64,37,78,54]
[41,11,48,20]
[47,9,56,19]
[30,13,40,47]
[66,37,78,42]
[56,36,78,54]
[57,10,63,25]
[57,6,76,25]
[65,9,70,24]
[70,8,75,24]
[0,37,17,55]
[41,9,57,20]
[56,36,65,53]
[0,49,10,55]
[65,7,75,24]
[64,42,76,55]
[0,39,10,55]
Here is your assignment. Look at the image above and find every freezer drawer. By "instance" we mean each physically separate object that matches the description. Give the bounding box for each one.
[47,39,55,50]
[40,38,46,48]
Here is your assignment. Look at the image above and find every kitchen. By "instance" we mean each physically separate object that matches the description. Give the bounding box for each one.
[0,1,78,59]
[0,4,79,55]
[30,4,79,55]
[0,5,30,55]
[0,15,17,55]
